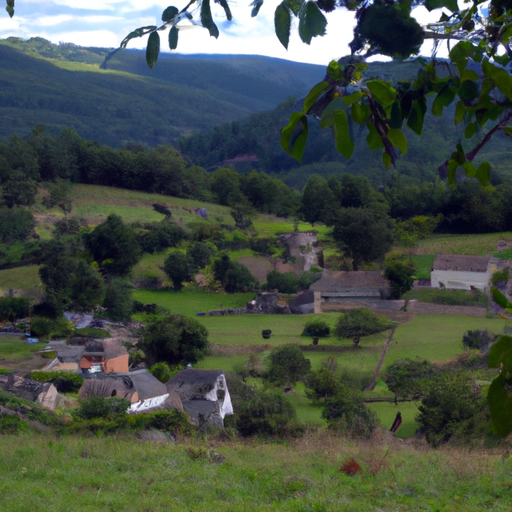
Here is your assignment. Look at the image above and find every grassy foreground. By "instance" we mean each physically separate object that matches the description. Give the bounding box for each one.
[0,433,510,511]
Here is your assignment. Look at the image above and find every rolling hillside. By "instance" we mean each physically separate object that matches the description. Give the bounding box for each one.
[0,37,324,147]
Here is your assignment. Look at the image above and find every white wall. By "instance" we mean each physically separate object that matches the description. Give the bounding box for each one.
[431,270,490,291]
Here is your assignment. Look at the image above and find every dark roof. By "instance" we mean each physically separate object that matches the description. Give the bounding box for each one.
[166,369,224,400]
[79,370,167,400]
[433,254,491,272]
[279,232,318,247]
[309,270,389,291]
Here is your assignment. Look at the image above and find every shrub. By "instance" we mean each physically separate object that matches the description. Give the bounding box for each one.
[138,409,193,435]
[265,270,298,294]
[0,295,29,321]
[462,330,497,351]
[305,366,340,402]
[75,396,131,420]
[235,391,304,438]
[416,370,487,447]
[0,414,29,434]
[301,317,330,338]
[384,358,434,399]
[491,267,510,286]
[148,362,184,383]
[322,383,379,438]
[266,344,311,385]
[30,316,73,339]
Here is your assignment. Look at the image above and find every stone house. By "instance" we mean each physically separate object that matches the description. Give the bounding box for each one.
[79,339,129,374]
[430,254,494,291]
[309,270,391,312]
[166,369,233,428]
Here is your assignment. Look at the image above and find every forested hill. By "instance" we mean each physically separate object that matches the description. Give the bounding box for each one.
[0,37,324,147]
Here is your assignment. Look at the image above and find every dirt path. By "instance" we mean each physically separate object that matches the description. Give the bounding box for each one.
[364,326,397,392]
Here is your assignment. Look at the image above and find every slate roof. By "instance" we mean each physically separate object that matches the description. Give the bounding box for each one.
[309,270,389,292]
[433,254,491,273]
[166,369,223,401]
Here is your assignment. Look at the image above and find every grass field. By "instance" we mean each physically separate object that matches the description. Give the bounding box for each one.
[0,265,41,294]
[0,434,510,511]
[0,334,46,361]
[402,287,487,307]
[414,232,512,256]
[410,254,435,279]
[385,315,508,367]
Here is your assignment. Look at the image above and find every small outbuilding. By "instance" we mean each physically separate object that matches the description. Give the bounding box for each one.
[431,254,493,291]
[79,339,129,374]
[166,369,233,428]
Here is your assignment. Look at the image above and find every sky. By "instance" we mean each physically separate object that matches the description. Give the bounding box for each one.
[0,1,444,65]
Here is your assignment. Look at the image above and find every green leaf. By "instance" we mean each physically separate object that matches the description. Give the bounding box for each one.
[319,97,348,129]
[281,112,308,162]
[454,100,466,124]
[491,287,512,309]
[298,1,327,45]
[216,0,233,21]
[251,0,264,17]
[500,23,512,45]
[326,60,343,81]
[432,88,456,117]
[425,0,458,12]
[406,100,424,135]
[342,91,363,106]
[350,102,370,125]
[458,80,479,102]
[387,128,407,154]
[275,3,291,49]
[201,0,219,38]
[333,110,354,160]
[482,59,512,101]
[302,81,330,114]
[489,336,512,373]
[462,161,476,178]
[488,374,512,437]
[504,127,512,137]
[162,6,179,22]
[169,26,179,50]
[449,41,474,74]
[461,69,479,82]
[464,122,477,139]
[475,162,491,186]
[389,101,402,129]
[5,0,14,17]
[146,31,160,70]
[366,80,396,107]
[366,122,384,151]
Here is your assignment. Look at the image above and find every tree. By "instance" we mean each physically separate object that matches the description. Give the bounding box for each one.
[163,251,191,291]
[212,254,258,293]
[384,358,434,399]
[462,329,497,351]
[85,214,141,276]
[383,253,416,299]
[0,208,35,243]
[322,382,379,438]
[140,314,210,366]
[334,308,392,347]
[266,344,311,385]
[416,370,486,446]
[187,241,216,272]
[301,317,331,338]
[300,174,336,226]
[332,207,394,270]
[305,366,340,402]
[103,278,134,321]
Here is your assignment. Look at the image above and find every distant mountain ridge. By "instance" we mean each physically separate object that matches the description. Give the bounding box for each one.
[0,37,324,147]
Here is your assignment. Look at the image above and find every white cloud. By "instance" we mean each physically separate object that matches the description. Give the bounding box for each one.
[32,15,74,27]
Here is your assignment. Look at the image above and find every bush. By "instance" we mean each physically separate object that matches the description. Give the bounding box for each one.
[266,344,311,385]
[384,358,434,399]
[132,408,193,436]
[0,414,29,434]
[462,329,497,351]
[103,278,134,321]
[30,316,73,339]
[305,366,340,402]
[75,396,131,420]
[30,371,84,393]
[322,383,379,438]
[491,267,510,286]
[301,317,330,338]
[148,362,184,383]
[235,391,304,438]
[0,295,29,321]
[0,208,35,243]
[265,270,298,294]
[416,370,487,447]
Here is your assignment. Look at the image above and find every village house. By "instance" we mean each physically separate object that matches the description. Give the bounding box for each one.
[430,253,494,291]
[79,339,129,374]
[166,369,233,428]
[309,270,391,313]
[78,369,174,413]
